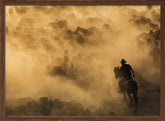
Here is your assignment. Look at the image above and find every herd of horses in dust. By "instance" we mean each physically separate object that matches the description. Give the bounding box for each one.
[137,30,160,67]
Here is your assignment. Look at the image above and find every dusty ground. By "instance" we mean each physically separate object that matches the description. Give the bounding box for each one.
[6,74,160,116]
[136,81,160,116]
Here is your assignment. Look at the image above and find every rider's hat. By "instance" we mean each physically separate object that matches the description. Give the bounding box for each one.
[120,59,127,64]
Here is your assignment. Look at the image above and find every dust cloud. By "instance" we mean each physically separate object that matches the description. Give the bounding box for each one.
[5,5,160,116]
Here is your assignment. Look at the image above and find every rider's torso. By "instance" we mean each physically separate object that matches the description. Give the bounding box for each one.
[120,64,132,79]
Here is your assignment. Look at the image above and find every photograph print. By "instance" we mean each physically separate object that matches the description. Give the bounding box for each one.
[5,5,160,116]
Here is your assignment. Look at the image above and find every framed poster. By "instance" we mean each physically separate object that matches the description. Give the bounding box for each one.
[0,0,165,121]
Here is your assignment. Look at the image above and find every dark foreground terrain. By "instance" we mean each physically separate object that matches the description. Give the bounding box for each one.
[6,77,160,116]
[136,80,160,116]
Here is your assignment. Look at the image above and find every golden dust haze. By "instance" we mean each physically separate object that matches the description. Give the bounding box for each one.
[5,5,160,115]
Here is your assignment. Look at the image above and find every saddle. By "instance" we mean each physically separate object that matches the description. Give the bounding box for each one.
[123,78,135,84]
[120,78,136,90]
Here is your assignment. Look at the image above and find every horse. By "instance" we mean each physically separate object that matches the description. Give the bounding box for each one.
[114,67,138,112]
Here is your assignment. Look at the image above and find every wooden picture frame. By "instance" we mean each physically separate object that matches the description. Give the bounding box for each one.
[0,0,165,121]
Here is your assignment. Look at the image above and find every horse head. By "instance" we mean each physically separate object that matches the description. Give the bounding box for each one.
[114,66,120,79]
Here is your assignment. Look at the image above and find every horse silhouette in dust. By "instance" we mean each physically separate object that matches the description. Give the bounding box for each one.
[114,67,138,112]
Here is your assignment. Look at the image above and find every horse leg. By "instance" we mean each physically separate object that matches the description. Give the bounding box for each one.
[127,92,133,107]
[123,92,126,102]
[133,91,138,112]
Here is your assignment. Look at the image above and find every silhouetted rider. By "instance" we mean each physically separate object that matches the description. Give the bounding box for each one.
[119,59,135,91]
